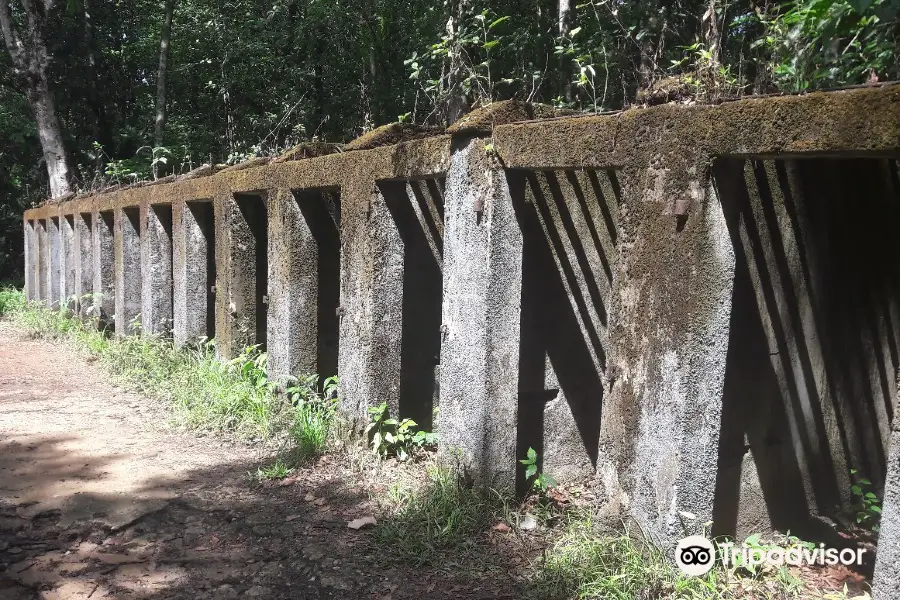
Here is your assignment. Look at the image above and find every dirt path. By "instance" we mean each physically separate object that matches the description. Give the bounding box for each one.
[0,323,521,600]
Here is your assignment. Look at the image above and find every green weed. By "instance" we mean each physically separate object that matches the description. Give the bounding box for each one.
[251,458,295,481]
[529,512,720,600]
[0,285,26,316]
[374,465,501,565]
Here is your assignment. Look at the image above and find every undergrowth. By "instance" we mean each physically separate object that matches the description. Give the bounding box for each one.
[529,512,720,599]
[2,288,338,461]
[374,464,503,566]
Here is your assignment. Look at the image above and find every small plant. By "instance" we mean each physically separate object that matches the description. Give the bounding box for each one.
[365,402,436,460]
[285,374,339,460]
[0,285,26,317]
[520,447,557,493]
[251,458,294,481]
[374,465,499,565]
[850,468,882,530]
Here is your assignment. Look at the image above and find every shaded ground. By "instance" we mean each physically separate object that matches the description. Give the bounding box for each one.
[0,323,524,599]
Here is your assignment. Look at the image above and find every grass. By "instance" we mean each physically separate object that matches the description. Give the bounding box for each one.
[1,287,339,462]
[374,464,504,566]
[529,511,722,599]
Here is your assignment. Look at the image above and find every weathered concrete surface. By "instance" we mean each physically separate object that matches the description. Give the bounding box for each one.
[141,204,174,335]
[62,215,76,310]
[438,138,522,489]
[48,217,62,308]
[93,211,115,326]
[74,213,93,316]
[173,199,215,346]
[115,207,142,334]
[267,188,341,383]
[875,426,900,598]
[23,220,36,301]
[226,193,268,352]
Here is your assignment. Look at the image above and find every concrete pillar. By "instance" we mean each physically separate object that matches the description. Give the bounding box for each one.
[115,207,142,334]
[48,217,62,309]
[37,220,48,304]
[93,211,115,326]
[62,215,77,311]
[173,200,215,346]
[141,204,174,336]
[874,426,900,598]
[267,188,319,383]
[23,220,36,301]
[224,193,268,355]
[75,213,93,317]
[337,181,404,422]
[437,138,523,490]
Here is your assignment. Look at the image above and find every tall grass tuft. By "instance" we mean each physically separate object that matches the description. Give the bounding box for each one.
[374,465,501,566]
[529,511,722,600]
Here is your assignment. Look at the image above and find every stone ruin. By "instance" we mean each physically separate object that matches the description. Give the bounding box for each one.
[21,84,900,595]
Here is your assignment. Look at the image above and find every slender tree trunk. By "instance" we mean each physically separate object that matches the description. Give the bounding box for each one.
[154,0,176,149]
[702,0,720,67]
[559,0,573,103]
[0,0,71,198]
[444,0,468,124]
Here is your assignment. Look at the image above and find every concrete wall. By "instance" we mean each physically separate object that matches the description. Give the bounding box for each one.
[20,85,900,594]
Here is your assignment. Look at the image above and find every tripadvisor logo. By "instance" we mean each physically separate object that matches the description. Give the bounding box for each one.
[675,535,716,576]
[674,535,869,577]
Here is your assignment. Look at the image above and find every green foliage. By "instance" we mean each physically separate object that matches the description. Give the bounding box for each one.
[365,402,436,460]
[0,285,26,317]
[757,0,900,91]
[285,374,340,461]
[251,458,294,481]
[530,511,720,600]
[374,465,500,565]
[520,447,557,493]
[850,468,883,530]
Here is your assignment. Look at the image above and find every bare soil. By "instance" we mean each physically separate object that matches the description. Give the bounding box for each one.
[0,323,524,599]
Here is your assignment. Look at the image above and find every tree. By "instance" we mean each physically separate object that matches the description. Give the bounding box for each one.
[0,0,70,197]
[154,0,176,149]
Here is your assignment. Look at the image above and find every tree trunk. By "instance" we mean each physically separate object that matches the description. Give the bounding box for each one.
[559,0,572,103]
[0,0,71,198]
[154,0,176,149]
[444,0,468,125]
[702,0,720,67]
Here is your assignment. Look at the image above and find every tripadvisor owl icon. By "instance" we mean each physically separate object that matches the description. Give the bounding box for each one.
[675,535,715,577]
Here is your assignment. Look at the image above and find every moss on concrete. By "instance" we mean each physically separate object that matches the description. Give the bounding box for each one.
[343,123,443,151]
[273,142,342,162]
[446,99,576,136]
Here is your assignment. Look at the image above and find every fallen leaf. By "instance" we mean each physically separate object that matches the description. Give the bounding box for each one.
[347,516,377,530]
[285,515,302,522]
[313,497,326,506]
